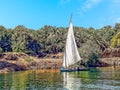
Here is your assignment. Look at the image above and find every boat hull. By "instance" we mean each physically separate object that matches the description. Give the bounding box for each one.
[60,68,89,72]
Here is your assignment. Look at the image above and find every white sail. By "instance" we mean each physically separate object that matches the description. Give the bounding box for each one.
[63,18,81,68]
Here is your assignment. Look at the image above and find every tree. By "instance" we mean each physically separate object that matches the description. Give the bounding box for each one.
[0,26,12,52]
[111,32,120,48]
[26,36,40,53]
[11,25,29,52]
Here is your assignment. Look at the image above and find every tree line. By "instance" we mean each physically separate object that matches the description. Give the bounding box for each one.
[0,23,120,65]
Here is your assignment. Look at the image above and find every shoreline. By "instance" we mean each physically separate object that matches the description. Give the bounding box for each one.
[0,52,119,73]
[0,53,63,73]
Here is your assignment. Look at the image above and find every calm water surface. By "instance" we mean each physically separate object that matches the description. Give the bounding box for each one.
[0,66,120,90]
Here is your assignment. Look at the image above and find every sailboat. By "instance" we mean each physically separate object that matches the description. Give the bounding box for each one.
[60,16,88,72]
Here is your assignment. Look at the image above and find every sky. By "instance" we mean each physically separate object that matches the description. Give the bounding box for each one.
[0,0,120,30]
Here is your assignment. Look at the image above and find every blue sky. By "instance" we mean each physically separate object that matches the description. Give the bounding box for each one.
[0,0,120,29]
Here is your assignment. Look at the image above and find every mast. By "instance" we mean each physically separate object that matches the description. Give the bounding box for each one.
[69,14,72,25]
[64,15,72,68]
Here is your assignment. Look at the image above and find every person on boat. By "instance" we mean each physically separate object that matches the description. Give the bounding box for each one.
[77,67,80,70]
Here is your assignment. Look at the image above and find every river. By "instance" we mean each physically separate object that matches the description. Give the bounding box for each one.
[0,66,120,90]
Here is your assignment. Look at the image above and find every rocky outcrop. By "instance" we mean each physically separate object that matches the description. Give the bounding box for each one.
[0,61,27,73]
[0,53,32,73]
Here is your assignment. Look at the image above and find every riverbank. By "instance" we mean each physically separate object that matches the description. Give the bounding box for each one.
[0,52,62,73]
[0,52,120,73]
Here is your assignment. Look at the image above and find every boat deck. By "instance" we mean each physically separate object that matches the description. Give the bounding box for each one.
[60,68,89,72]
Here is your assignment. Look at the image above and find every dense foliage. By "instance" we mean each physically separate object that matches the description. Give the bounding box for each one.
[0,23,120,65]
[111,32,120,48]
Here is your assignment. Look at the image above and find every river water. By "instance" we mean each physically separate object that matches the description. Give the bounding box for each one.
[0,66,120,90]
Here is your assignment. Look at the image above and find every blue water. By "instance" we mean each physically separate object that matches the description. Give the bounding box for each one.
[0,66,120,90]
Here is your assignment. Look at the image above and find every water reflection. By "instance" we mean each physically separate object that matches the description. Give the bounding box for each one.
[62,72,82,90]
[62,67,120,90]
[25,70,63,90]
[0,67,120,90]
[0,70,63,90]
[62,71,100,90]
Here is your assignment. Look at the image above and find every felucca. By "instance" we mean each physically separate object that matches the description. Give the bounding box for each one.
[60,16,88,72]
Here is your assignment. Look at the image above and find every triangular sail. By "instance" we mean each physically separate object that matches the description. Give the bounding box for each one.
[63,18,81,68]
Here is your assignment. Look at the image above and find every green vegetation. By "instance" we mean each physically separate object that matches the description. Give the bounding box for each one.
[0,23,120,66]
[111,33,120,48]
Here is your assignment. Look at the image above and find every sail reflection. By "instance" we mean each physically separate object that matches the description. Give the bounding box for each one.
[62,72,81,90]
